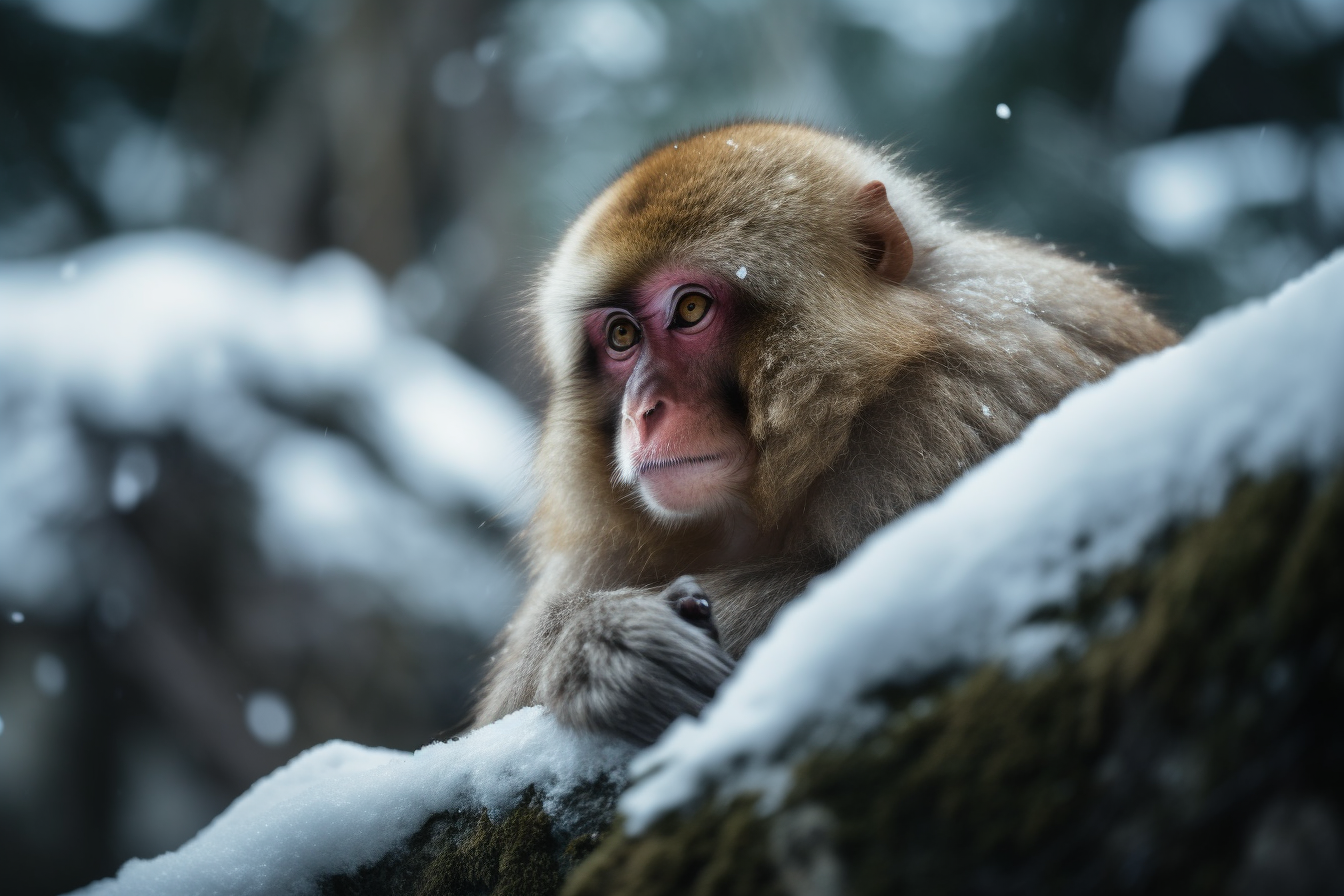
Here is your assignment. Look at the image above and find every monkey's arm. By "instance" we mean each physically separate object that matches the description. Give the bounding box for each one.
[473,578,735,745]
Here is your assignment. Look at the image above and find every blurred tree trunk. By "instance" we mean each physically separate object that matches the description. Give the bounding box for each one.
[231,0,504,278]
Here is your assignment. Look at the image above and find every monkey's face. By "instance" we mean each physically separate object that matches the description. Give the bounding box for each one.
[582,266,756,521]
[542,123,920,528]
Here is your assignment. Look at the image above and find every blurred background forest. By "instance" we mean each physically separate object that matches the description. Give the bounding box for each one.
[0,0,1340,893]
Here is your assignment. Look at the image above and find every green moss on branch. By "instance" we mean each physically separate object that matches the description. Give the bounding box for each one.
[566,467,1344,895]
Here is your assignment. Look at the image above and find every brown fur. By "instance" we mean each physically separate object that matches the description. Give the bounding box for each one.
[472,122,1176,742]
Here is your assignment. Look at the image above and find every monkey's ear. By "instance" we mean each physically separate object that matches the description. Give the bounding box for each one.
[856,180,913,284]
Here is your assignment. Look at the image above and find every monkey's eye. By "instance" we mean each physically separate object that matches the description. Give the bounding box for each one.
[606,316,641,352]
[672,291,712,328]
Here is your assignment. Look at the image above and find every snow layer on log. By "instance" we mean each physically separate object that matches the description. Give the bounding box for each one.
[74,707,631,896]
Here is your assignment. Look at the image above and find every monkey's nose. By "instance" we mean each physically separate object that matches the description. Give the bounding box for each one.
[637,400,665,438]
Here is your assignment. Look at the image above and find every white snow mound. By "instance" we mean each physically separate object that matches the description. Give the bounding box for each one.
[74,707,632,896]
[622,250,1344,832]
[0,232,531,513]
[0,233,532,631]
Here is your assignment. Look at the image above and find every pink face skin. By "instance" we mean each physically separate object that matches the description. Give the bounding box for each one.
[583,268,757,520]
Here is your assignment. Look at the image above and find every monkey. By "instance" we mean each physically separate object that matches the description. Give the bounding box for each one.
[472,122,1177,746]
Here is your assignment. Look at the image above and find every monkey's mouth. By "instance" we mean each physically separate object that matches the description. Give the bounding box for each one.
[630,448,753,519]
[636,454,723,477]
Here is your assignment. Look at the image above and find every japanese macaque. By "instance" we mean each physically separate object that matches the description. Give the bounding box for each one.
[473,122,1177,745]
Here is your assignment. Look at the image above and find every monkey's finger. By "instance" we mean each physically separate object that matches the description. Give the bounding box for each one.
[660,575,720,641]
[675,594,713,626]
[660,574,707,601]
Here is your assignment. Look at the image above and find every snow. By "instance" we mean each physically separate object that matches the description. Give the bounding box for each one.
[243,691,295,747]
[33,652,68,697]
[108,443,159,510]
[834,0,1018,60]
[621,250,1344,832]
[74,707,633,896]
[25,0,155,36]
[1122,125,1309,250]
[1112,0,1239,136]
[0,232,529,510]
[0,232,532,632]
[995,102,1011,119]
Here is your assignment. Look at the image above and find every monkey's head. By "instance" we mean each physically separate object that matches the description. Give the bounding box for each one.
[534,123,943,532]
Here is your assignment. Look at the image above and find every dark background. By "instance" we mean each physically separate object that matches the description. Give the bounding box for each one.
[0,0,1340,893]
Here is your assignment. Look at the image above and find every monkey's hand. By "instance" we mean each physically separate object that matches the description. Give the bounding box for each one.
[538,576,734,746]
